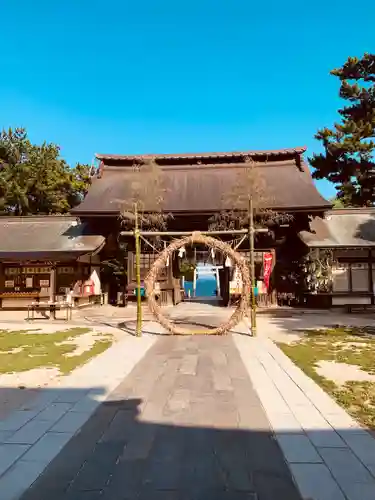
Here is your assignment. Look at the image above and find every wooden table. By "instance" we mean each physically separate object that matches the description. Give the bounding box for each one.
[27,302,73,321]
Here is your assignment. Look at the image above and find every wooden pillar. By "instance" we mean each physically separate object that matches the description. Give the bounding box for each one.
[271,248,277,306]
[369,250,374,305]
[348,263,353,293]
[124,250,128,300]
[49,265,56,320]
[49,265,56,302]
[167,253,175,305]
[0,262,3,310]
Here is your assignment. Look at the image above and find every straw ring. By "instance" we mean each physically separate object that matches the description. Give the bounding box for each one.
[144,232,250,335]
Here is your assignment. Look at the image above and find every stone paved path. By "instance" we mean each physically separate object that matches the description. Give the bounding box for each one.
[20,336,301,500]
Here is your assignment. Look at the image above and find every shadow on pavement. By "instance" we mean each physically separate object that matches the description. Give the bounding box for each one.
[258,307,375,340]
[0,384,368,500]
[12,390,301,500]
[117,319,250,337]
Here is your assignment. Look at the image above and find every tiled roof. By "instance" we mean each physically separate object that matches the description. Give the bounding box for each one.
[299,208,375,248]
[73,147,329,215]
[0,216,105,260]
[95,147,307,161]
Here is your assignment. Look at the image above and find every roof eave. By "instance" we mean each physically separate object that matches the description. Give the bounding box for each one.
[95,146,307,162]
[73,204,330,217]
[0,238,106,261]
[302,243,375,249]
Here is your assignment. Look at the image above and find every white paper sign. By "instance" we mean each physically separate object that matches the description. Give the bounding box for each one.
[229,266,242,294]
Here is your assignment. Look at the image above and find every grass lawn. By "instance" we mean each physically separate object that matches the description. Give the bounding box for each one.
[0,327,113,375]
[278,326,375,429]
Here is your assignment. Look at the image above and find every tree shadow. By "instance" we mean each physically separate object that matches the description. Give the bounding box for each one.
[257,307,375,340]
[117,320,250,337]
[183,297,223,307]
[114,301,251,337]
[11,389,302,500]
[354,216,375,244]
[0,383,372,499]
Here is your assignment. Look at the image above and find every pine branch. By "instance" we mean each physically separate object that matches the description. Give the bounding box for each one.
[310,53,375,206]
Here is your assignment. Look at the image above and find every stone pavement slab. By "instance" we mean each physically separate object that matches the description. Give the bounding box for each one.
[0,333,155,500]
[18,335,301,500]
[234,335,375,500]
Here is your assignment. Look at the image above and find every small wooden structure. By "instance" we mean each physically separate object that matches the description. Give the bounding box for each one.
[299,208,375,309]
[0,216,105,309]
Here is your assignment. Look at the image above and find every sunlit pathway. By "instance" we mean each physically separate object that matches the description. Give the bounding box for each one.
[20,335,301,500]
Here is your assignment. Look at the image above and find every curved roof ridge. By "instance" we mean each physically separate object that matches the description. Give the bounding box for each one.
[95,146,307,162]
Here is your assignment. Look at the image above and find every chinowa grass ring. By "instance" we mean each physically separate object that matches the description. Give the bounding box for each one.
[144,232,250,335]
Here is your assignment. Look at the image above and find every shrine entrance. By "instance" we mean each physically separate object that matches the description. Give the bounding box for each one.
[182,249,222,302]
[145,232,251,335]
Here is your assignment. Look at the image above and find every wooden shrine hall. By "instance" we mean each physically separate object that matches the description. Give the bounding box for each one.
[71,146,331,306]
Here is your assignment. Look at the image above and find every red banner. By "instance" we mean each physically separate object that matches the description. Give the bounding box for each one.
[263,253,273,291]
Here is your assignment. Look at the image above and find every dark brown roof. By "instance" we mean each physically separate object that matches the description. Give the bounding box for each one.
[299,208,375,248]
[96,147,307,162]
[73,147,330,215]
[0,216,105,260]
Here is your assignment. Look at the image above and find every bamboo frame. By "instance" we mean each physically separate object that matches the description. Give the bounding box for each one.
[130,227,267,336]
[249,196,257,335]
[134,205,142,336]
[233,235,248,250]
[121,229,251,236]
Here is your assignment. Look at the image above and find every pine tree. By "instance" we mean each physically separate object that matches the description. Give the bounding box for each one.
[0,127,91,215]
[310,53,375,206]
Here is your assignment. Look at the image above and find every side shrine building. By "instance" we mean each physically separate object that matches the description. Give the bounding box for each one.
[2,146,375,311]
[0,216,104,309]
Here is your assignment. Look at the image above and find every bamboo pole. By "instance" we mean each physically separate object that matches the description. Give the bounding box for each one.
[193,247,197,297]
[120,229,256,237]
[249,196,257,336]
[134,204,142,336]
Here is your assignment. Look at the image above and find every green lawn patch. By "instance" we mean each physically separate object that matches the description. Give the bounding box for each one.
[0,327,113,375]
[278,326,375,429]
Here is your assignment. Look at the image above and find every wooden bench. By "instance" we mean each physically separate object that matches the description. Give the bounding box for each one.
[27,302,73,321]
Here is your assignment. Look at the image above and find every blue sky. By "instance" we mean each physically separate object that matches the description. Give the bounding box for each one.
[1,1,374,199]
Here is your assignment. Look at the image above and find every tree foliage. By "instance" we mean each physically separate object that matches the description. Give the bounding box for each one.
[302,249,333,294]
[119,159,172,245]
[100,255,126,285]
[310,53,375,206]
[0,127,91,215]
[209,158,290,230]
[329,197,346,208]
